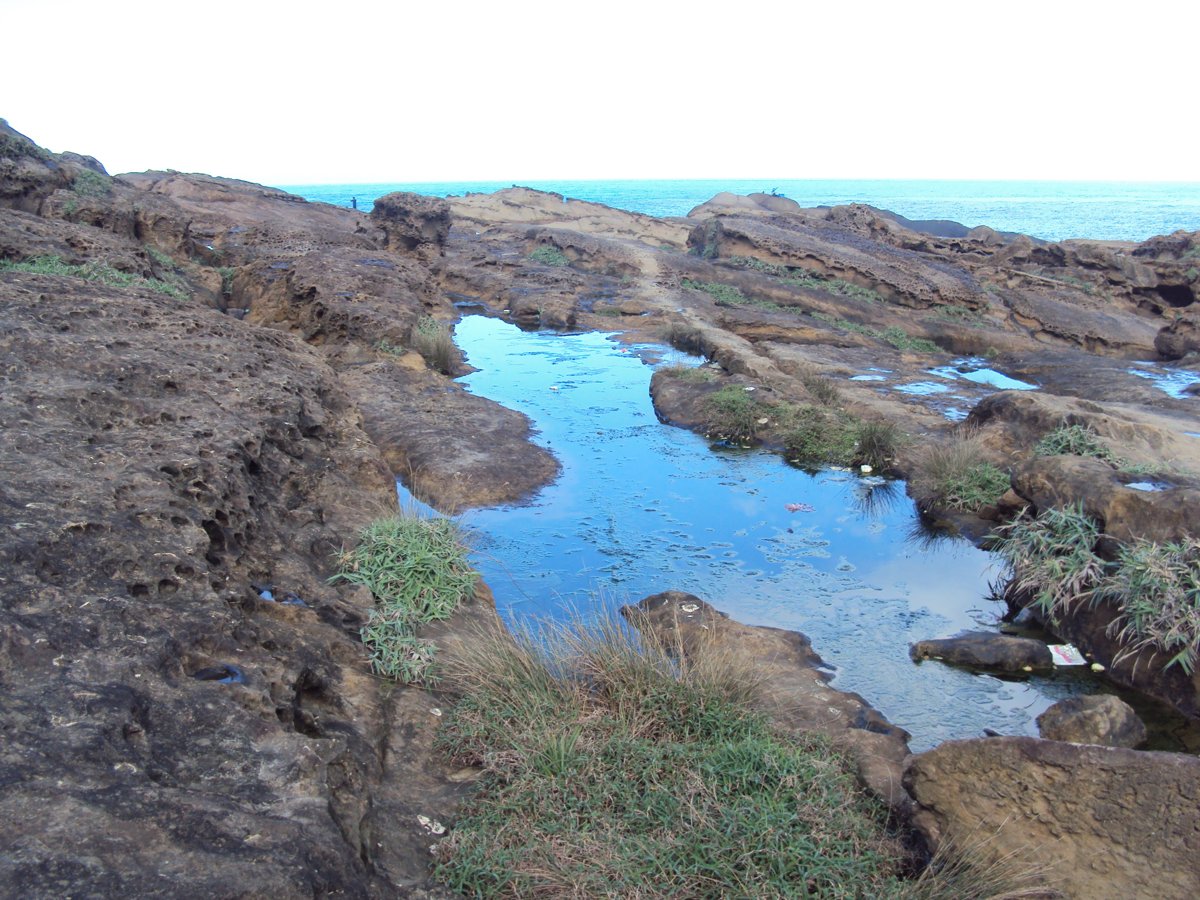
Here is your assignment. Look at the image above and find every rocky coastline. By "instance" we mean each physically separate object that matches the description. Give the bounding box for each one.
[2,119,1199,897]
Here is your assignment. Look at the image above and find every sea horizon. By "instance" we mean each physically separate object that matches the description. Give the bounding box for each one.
[277,177,1200,244]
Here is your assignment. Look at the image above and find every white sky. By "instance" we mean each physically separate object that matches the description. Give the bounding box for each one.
[2,0,1195,185]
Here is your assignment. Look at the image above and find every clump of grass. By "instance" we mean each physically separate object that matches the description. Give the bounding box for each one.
[782,405,859,469]
[681,278,749,306]
[992,504,1105,623]
[996,506,1200,674]
[528,245,569,267]
[216,265,236,296]
[811,312,941,353]
[432,610,912,898]
[0,254,187,298]
[331,512,476,683]
[411,315,457,374]
[910,434,1010,512]
[727,256,884,303]
[70,168,112,198]
[855,419,904,471]
[1101,538,1200,674]
[799,368,842,406]
[1034,424,1116,462]
[659,362,716,383]
[702,385,774,444]
[659,321,707,355]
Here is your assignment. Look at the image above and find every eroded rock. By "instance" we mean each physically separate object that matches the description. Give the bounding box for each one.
[1037,695,1147,748]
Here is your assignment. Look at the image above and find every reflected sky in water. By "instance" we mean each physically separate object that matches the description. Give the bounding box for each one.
[448,315,1098,750]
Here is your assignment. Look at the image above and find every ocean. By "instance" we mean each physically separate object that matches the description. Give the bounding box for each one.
[276,178,1200,244]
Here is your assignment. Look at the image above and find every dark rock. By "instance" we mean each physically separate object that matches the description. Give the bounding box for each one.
[906,736,1200,899]
[1037,695,1147,748]
[909,632,1054,672]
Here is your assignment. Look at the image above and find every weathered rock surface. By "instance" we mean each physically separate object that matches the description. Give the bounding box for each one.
[623,591,913,812]
[1037,695,1147,748]
[910,632,1054,672]
[906,737,1200,899]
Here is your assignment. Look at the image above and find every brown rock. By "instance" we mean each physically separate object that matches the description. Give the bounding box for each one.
[910,632,1054,672]
[370,191,450,260]
[905,737,1200,899]
[1037,695,1147,748]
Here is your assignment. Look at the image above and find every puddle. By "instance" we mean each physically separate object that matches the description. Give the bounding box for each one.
[928,357,1038,391]
[1126,481,1170,492]
[850,374,887,382]
[448,316,1100,751]
[895,381,951,395]
[1127,363,1200,399]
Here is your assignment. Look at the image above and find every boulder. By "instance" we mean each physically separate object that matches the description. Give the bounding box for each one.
[909,632,1054,672]
[1155,315,1200,360]
[905,737,1200,899]
[1037,695,1147,748]
[370,191,450,259]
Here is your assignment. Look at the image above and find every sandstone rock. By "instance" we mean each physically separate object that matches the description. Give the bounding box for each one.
[370,191,450,259]
[905,737,1200,899]
[1155,315,1200,360]
[1036,695,1147,747]
[623,591,913,812]
[910,632,1054,672]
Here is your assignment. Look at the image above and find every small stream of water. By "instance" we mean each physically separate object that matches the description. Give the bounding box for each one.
[448,315,1099,751]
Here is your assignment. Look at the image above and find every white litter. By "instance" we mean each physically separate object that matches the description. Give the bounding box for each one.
[1049,644,1087,666]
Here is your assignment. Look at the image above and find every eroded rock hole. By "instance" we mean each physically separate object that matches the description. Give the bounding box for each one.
[1157,283,1195,308]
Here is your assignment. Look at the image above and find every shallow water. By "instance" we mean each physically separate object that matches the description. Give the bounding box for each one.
[1127,363,1200,399]
[448,316,1101,750]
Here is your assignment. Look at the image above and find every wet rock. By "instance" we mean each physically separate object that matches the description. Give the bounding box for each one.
[909,632,1054,672]
[1037,695,1147,748]
[623,591,913,813]
[1155,314,1200,360]
[905,737,1200,899]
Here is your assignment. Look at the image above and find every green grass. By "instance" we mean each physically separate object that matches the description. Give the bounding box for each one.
[431,611,911,898]
[0,130,48,160]
[70,168,112,198]
[659,362,716,383]
[528,245,570,267]
[855,420,904,471]
[811,312,941,353]
[910,435,1010,512]
[681,278,752,307]
[800,368,842,406]
[727,256,885,303]
[702,385,773,444]
[782,405,860,470]
[995,505,1200,674]
[331,512,476,683]
[0,254,187,299]
[411,315,457,374]
[1034,424,1116,462]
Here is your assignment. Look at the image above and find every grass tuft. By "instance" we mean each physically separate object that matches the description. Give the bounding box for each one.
[910,433,1010,512]
[331,512,475,683]
[432,610,911,898]
[0,254,187,298]
[411,315,457,374]
[701,385,772,444]
[528,245,570,267]
[1034,424,1116,462]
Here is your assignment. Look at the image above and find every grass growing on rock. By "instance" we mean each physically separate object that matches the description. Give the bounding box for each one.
[995,505,1200,674]
[432,612,913,898]
[1034,424,1116,462]
[910,433,1010,513]
[527,245,570,267]
[727,256,885,303]
[701,385,774,444]
[410,315,457,374]
[0,254,188,298]
[331,512,475,683]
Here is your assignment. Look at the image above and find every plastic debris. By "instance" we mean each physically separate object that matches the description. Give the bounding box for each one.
[679,603,699,613]
[1090,662,1106,673]
[430,707,443,717]
[756,417,769,425]
[860,464,873,474]
[417,815,447,836]
[743,386,756,391]
[785,502,815,513]
[549,385,559,391]
[1048,644,1087,666]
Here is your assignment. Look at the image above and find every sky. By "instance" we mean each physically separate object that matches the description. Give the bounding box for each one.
[2,0,1195,185]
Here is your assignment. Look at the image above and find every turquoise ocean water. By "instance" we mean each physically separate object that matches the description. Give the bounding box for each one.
[277,178,1200,243]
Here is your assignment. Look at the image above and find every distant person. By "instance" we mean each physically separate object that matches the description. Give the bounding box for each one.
[351,196,358,210]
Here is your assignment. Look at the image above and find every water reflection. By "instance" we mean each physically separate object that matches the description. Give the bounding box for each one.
[450,315,1097,750]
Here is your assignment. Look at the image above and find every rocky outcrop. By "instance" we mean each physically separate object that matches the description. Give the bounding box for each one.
[623,591,913,812]
[370,191,451,260]
[1037,695,1147,748]
[906,737,1200,899]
